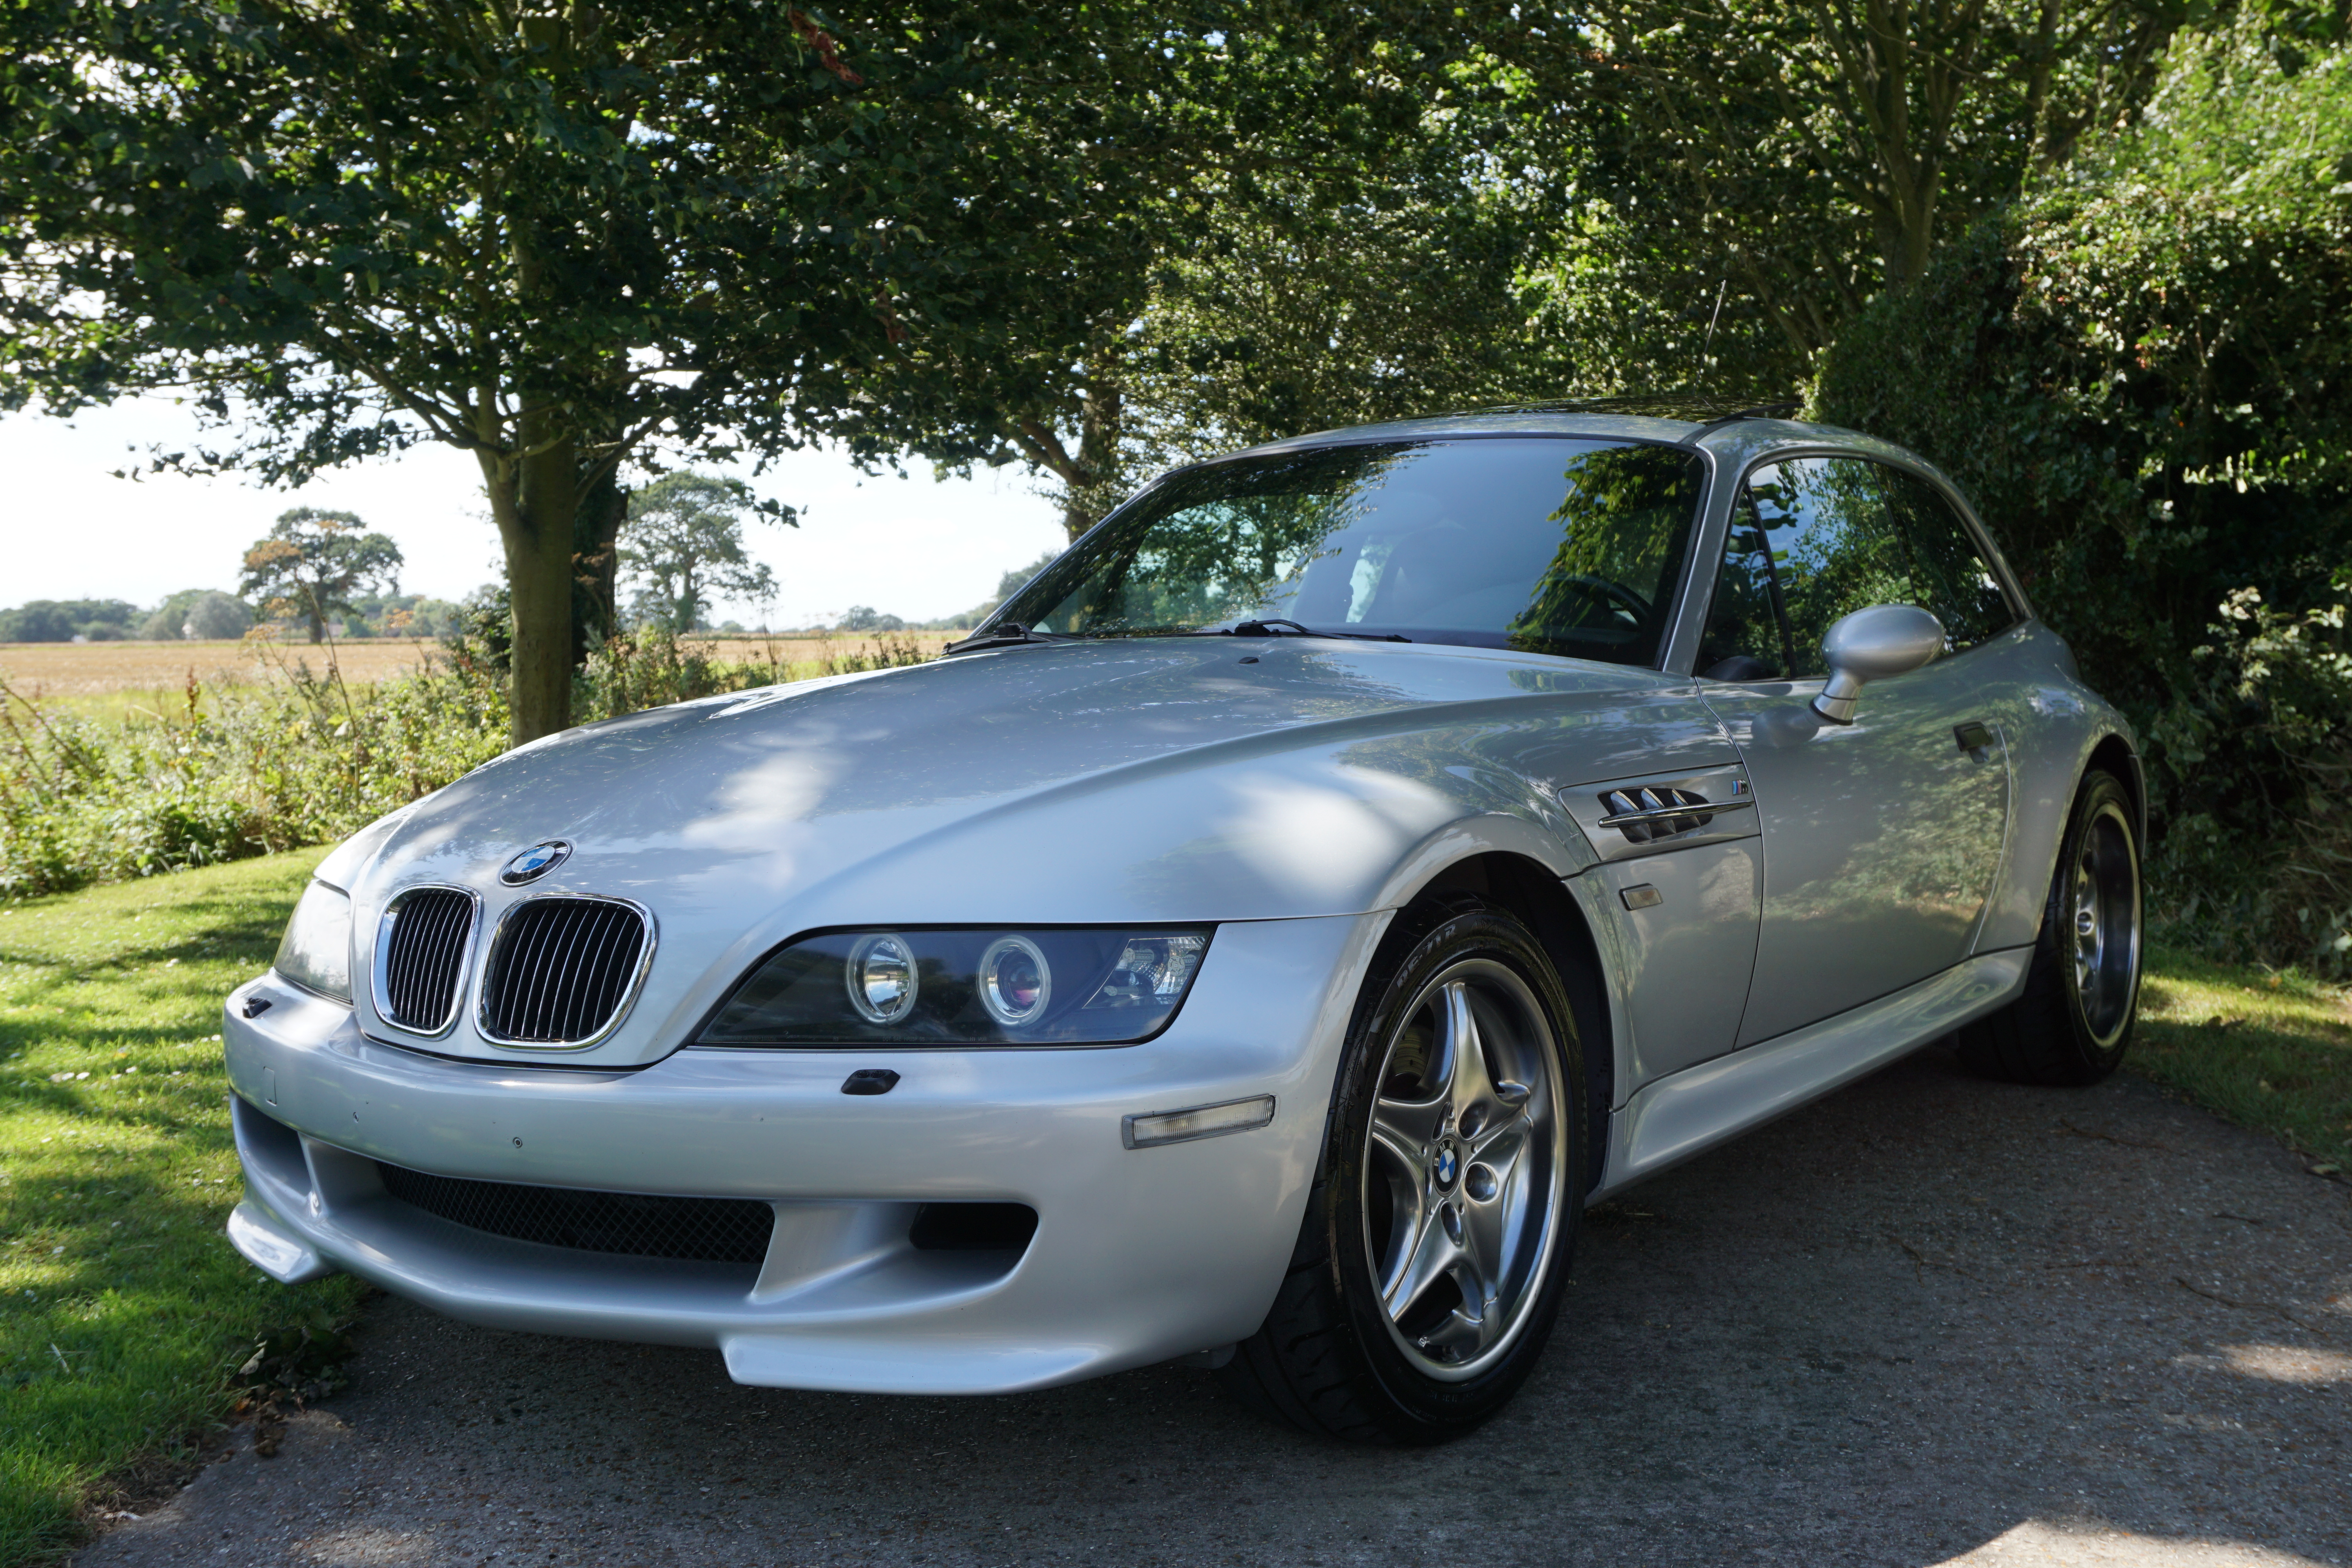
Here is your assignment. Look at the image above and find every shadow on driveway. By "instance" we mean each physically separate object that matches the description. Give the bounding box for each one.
[79,1047,2352,1566]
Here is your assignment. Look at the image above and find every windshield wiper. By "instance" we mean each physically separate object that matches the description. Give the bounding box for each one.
[942,621,1084,655]
[1219,619,1412,643]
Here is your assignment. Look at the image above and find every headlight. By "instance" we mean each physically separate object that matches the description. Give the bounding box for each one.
[699,927,1212,1046]
[274,880,354,1004]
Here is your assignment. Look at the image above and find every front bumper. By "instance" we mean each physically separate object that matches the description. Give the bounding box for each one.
[224,913,1383,1394]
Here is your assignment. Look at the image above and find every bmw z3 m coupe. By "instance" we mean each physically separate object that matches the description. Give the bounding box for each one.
[224,402,2144,1443]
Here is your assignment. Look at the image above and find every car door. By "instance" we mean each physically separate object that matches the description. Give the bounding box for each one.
[1693,454,2019,1046]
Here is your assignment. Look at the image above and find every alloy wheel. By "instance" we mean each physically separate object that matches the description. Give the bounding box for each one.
[2070,799,2141,1048]
[1361,958,1568,1381]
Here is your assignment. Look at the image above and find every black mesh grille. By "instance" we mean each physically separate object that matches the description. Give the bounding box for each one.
[481,898,648,1043]
[379,889,474,1031]
[376,1163,773,1265]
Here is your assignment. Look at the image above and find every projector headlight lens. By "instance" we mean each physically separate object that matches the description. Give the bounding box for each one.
[699,926,1214,1047]
[847,933,918,1024]
[274,879,354,1004]
[978,936,1051,1027]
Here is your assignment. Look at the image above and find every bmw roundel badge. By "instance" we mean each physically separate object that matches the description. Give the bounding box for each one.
[500,840,571,885]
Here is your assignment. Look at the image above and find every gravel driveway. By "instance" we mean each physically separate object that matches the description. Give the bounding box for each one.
[78,1045,2351,1567]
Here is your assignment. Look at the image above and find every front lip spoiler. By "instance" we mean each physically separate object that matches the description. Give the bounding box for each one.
[226,1201,334,1285]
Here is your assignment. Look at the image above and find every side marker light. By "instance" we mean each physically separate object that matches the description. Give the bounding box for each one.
[1122,1094,1276,1150]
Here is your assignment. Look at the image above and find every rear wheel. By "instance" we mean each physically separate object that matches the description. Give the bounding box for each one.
[1220,899,1583,1443]
[1958,769,2142,1086]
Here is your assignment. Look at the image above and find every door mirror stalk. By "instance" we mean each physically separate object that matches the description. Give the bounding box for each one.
[1811,605,1946,724]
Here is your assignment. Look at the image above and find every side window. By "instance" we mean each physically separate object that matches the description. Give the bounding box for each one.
[1878,468,2018,650]
[1698,456,1915,681]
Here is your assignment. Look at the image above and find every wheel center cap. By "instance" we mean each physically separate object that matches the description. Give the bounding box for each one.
[1433,1143,1460,1189]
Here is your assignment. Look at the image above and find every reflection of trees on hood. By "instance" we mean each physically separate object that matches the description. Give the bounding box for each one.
[1507,446,1702,662]
[1022,443,1409,633]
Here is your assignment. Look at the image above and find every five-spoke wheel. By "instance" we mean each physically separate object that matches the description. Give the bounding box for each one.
[1363,960,1566,1379]
[1221,898,1583,1443]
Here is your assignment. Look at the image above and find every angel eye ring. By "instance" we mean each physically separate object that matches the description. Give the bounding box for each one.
[978,935,1052,1028]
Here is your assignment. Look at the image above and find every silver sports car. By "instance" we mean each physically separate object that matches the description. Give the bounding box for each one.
[224,405,2144,1443]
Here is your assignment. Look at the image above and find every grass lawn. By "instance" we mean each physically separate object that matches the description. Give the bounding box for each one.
[0,851,361,1566]
[0,864,2344,1566]
[2135,944,2352,1174]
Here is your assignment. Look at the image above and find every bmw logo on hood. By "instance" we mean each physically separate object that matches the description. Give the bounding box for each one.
[499,840,572,885]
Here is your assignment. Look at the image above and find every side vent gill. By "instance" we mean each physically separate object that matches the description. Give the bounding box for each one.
[1597,786,1724,846]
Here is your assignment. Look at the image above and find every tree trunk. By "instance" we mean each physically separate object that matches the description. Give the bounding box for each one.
[1060,363,1125,542]
[306,608,325,644]
[481,429,582,746]
[571,468,628,665]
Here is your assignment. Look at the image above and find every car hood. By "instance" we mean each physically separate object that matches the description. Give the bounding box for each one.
[327,638,1728,1063]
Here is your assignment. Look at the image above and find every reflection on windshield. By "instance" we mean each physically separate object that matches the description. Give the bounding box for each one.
[996,439,1706,667]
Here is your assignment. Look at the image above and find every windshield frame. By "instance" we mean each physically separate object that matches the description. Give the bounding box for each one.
[980,431,1718,672]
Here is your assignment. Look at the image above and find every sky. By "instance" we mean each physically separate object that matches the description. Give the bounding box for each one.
[0,397,1070,628]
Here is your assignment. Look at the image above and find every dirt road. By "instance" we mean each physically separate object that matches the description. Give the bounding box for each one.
[78,1047,2351,1566]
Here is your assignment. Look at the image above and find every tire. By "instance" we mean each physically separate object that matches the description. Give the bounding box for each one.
[1219,898,1584,1443]
[1958,769,2142,1086]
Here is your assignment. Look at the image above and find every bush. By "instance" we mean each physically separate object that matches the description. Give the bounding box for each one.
[0,626,936,900]
[0,654,510,899]
[1812,26,2352,968]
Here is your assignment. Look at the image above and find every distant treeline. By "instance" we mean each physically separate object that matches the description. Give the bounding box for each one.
[0,592,469,644]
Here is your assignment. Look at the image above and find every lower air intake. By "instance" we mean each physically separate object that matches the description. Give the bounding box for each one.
[479,897,650,1045]
[376,1163,773,1266]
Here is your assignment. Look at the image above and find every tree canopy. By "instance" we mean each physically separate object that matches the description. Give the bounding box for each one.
[0,0,1213,738]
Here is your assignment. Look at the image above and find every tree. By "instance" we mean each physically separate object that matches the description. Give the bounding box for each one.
[1501,0,2185,382]
[619,473,775,634]
[138,588,256,640]
[183,592,258,641]
[239,509,404,643]
[831,13,1544,541]
[0,600,140,642]
[0,2,1220,742]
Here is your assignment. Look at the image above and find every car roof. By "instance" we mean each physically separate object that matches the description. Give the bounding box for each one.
[1211,405,1927,475]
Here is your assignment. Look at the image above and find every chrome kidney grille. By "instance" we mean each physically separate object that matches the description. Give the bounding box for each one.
[376,888,477,1033]
[478,897,652,1046]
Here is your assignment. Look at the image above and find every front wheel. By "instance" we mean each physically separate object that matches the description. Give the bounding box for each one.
[1220,900,1583,1443]
[1958,768,2142,1086]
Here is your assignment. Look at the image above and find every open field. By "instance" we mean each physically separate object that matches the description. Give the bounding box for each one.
[2,853,2345,1563]
[0,641,437,705]
[0,633,960,706]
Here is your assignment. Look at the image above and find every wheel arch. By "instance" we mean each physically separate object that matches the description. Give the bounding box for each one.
[2085,732,2146,845]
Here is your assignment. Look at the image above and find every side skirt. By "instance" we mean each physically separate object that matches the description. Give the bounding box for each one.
[1591,947,2032,1200]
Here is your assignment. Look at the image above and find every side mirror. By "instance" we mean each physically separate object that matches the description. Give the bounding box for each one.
[1811,604,1945,724]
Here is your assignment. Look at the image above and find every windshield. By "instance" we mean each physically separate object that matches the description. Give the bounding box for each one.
[996,438,1705,666]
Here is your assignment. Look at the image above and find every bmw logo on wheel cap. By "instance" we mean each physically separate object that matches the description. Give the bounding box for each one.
[500,840,571,885]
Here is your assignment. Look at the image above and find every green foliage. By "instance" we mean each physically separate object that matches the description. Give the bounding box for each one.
[1507,0,2181,391]
[858,19,1544,537]
[1812,26,2352,967]
[136,592,255,643]
[0,852,366,1562]
[0,0,1240,738]
[0,655,508,900]
[0,603,139,646]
